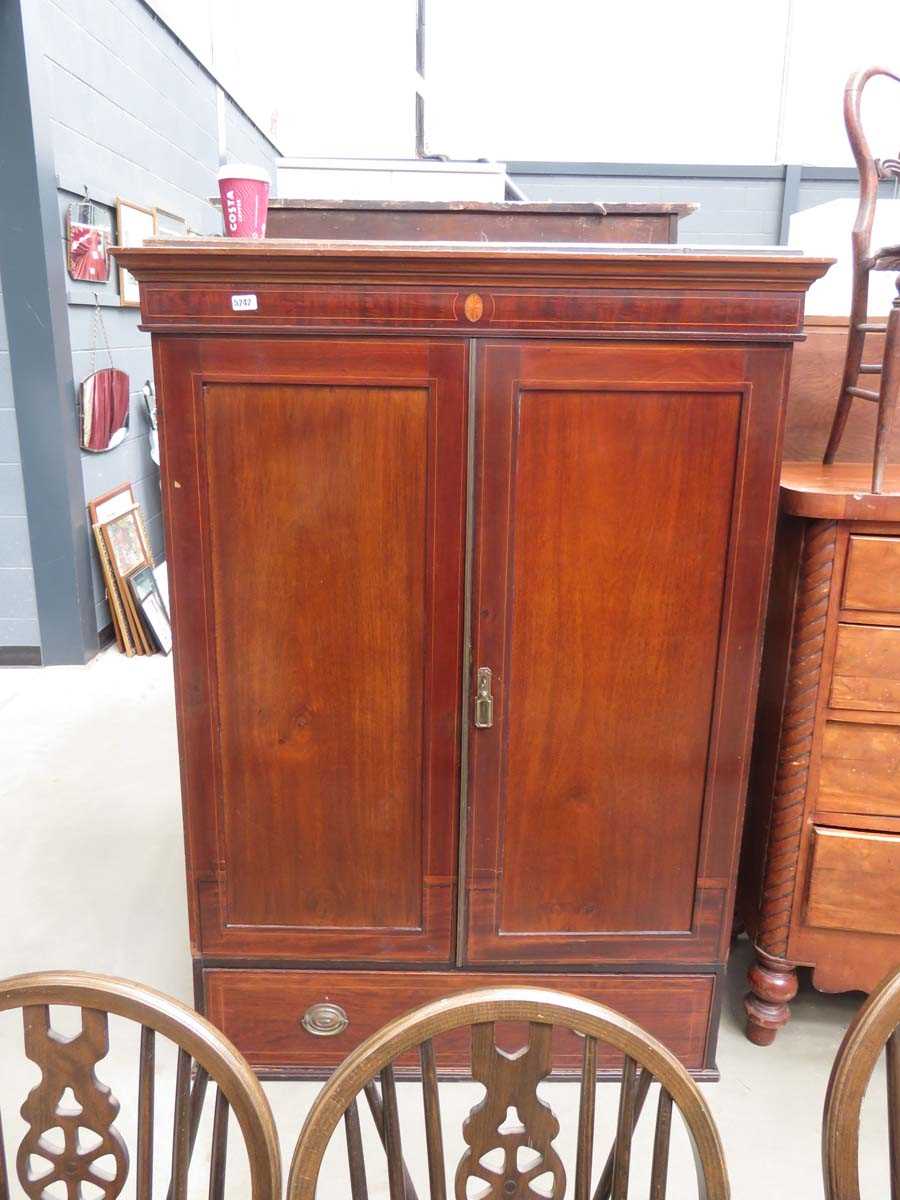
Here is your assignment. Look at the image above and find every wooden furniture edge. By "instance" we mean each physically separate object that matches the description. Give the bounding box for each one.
[744,517,839,1044]
[262,199,700,217]
[781,462,900,519]
[110,239,833,288]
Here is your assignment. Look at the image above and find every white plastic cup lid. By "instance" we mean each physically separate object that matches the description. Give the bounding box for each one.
[217,162,271,184]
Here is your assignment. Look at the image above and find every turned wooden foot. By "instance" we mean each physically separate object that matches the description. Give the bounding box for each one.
[744,951,798,1045]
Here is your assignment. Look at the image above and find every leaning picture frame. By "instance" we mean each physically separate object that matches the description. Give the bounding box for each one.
[89,484,154,559]
[115,198,157,307]
[89,484,139,655]
[88,481,136,527]
[128,566,172,654]
[100,506,154,654]
[100,505,152,579]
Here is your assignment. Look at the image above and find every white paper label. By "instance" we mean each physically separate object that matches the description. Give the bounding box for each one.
[231,293,258,311]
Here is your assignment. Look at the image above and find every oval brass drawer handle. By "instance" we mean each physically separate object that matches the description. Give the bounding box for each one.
[301,1002,349,1037]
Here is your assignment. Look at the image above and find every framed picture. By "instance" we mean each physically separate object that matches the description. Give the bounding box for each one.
[155,208,187,238]
[100,505,152,578]
[91,522,135,657]
[88,488,159,656]
[129,566,172,655]
[66,201,111,282]
[115,198,157,307]
[88,482,136,527]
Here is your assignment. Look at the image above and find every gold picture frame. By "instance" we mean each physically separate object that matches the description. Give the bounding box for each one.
[99,504,155,653]
[88,486,158,655]
[101,506,151,576]
[115,197,157,307]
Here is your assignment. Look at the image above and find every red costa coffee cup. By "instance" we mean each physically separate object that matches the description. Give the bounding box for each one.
[217,163,270,238]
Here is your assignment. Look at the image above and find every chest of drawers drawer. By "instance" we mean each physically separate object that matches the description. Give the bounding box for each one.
[843,535,900,616]
[805,826,900,937]
[830,623,900,712]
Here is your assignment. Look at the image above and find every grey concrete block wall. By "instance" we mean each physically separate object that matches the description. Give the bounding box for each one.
[509,170,864,245]
[32,0,280,639]
[0,279,41,648]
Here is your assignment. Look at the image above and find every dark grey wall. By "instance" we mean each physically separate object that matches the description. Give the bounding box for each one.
[0,276,40,650]
[13,0,281,643]
[512,172,784,245]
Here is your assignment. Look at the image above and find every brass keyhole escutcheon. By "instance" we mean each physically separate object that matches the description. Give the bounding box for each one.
[464,293,484,322]
[474,666,493,728]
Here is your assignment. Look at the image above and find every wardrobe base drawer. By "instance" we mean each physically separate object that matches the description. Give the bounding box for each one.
[202,966,718,1078]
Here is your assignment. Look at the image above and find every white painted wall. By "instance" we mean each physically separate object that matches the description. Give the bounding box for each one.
[151,0,416,155]
[148,0,900,166]
[778,1,900,165]
[426,0,792,163]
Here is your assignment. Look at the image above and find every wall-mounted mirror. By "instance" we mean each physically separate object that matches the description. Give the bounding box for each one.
[79,367,130,452]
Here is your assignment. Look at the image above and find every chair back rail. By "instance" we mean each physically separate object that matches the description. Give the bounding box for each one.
[0,971,281,1200]
[287,986,729,1200]
[823,66,900,489]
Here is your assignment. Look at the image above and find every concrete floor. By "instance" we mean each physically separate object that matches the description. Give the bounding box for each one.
[0,647,891,1198]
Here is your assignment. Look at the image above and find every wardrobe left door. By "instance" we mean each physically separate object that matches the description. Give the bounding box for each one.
[156,336,469,963]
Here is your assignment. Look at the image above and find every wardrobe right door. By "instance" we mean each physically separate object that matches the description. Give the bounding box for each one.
[464,338,787,966]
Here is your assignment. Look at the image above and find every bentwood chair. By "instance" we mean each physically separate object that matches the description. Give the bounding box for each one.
[823,65,900,492]
[0,971,280,1200]
[287,986,729,1200]
[823,964,900,1200]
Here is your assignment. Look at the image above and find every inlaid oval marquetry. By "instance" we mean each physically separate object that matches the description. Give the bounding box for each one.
[464,293,484,322]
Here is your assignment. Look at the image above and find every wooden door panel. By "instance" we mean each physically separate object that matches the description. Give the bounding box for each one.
[500,387,739,935]
[157,338,468,961]
[466,340,786,964]
[205,383,428,930]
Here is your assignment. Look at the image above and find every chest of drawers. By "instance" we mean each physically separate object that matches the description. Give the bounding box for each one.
[741,463,900,1043]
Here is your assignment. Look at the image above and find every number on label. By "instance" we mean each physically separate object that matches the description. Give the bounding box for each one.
[231,294,258,311]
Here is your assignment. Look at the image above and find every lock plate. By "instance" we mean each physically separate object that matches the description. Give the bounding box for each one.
[474,667,493,728]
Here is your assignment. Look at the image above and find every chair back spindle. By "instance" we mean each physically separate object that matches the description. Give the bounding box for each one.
[574,1035,597,1200]
[420,1041,446,1200]
[137,1025,156,1200]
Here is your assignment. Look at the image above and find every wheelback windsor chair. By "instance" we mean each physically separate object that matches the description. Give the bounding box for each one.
[287,986,729,1200]
[823,65,900,492]
[0,971,281,1200]
[822,964,900,1200]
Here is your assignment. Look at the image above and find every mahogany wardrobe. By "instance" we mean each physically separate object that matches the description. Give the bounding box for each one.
[115,238,829,1077]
